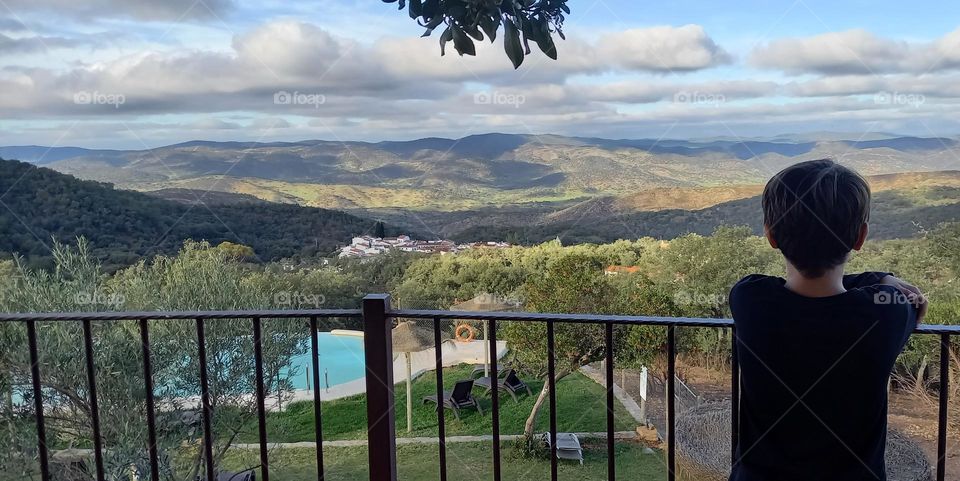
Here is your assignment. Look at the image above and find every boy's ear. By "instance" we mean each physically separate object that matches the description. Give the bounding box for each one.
[852,222,869,251]
[763,225,778,249]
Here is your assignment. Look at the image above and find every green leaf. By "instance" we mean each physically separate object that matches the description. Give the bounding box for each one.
[408,0,422,19]
[452,24,477,56]
[479,15,499,43]
[440,26,453,56]
[503,18,524,69]
[534,18,557,60]
[465,23,484,42]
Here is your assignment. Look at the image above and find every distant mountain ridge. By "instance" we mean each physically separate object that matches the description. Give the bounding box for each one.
[6,133,958,213]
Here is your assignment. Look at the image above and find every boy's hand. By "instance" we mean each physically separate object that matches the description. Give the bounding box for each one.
[880,275,928,324]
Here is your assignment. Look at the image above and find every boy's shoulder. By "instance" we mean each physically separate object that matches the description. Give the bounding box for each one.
[730,274,783,296]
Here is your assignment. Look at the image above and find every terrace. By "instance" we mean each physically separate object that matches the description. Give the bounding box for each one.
[2,294,956,481]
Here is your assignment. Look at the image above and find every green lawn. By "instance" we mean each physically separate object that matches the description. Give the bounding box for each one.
[236,365,636,443]
[221,442,667,481]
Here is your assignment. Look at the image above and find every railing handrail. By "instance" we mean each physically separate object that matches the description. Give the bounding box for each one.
[2,306,958,334]
[4,294,955,481]
[0,308,362,322]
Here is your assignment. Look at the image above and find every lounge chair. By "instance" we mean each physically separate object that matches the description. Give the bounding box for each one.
[474,369,532,402]
[470,363,514,379]
[541,432,584,465]
[422,379,484,420]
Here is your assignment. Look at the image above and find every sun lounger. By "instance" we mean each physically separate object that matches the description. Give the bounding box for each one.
[542,432,584,465]
[474,369,532,402]
[423,379,484,420]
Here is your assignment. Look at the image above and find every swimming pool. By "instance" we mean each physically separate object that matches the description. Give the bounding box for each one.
[285,332,366,390]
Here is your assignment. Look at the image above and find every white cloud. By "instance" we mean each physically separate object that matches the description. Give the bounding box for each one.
[751,28,960,75]
[598,25,732,72]
[1,0,234,20]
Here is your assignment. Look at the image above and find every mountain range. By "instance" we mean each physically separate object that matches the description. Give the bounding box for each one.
[2,133,959,253]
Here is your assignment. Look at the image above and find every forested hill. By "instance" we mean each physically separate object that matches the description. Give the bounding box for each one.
[0,159,391,269]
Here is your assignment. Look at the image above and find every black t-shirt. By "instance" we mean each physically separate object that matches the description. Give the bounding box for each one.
[729,272,916,481]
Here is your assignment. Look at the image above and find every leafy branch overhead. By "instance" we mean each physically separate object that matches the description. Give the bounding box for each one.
[383,0,570,69]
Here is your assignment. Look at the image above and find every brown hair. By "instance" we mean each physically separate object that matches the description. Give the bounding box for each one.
[762,159,871,278]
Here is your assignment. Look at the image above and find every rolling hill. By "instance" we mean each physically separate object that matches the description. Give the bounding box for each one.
[0,159,395,269]
[443,171,960,244]
[7,133,959,212]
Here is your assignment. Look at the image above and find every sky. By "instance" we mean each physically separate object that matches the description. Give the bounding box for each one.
[0,0,959,148]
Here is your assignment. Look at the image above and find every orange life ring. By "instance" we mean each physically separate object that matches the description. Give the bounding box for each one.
[454,324,476,342]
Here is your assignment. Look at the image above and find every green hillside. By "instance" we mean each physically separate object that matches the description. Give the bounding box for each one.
[0,159,393,269]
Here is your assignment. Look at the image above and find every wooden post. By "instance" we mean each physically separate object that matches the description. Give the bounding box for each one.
[363,294,397,481]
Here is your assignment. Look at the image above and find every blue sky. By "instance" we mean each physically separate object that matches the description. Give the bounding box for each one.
[1,0,959,148]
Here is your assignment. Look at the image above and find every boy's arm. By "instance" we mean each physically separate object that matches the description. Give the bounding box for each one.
[842,272,891,289]
[880,275,928,324]
[844,272,928,324]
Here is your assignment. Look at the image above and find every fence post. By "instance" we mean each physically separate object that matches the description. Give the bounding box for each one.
[363,294,397,481]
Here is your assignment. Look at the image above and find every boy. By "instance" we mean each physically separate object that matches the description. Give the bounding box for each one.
[729,159,927,480]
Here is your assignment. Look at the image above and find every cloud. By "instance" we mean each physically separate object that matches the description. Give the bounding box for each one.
[0,21,733,118]
[751,28,960,75]
[0,32,108,55]
[0,0,234,20]
[598,25,733,72]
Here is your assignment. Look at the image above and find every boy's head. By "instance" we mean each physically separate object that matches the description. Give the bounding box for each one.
[762,159,871,278]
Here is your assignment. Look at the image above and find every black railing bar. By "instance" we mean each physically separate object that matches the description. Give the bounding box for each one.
[197,319,216,481]
[666,325,677,481]
[27,320,51,481]
[309,316,325,481]
[82,320,106,481]
[937,333,949,481]
[0,309,362,322]
[139,319,160,481]
[390,309,733,327]
[547,321,558,481]
[2,306,957,335]
[433,317,448,481]
[731,327,740,468]
[393,311,960,335]
[489,318,502,481]
[252,317,270,481]
[604,323,615,481]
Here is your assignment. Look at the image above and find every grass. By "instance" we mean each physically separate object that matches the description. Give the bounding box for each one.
[233,365,636,443]
[220,442,667,481]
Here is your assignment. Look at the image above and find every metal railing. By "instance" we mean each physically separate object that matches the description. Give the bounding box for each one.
[1,294,958,481]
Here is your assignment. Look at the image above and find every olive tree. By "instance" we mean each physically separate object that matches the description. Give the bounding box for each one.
[0,240,312,481]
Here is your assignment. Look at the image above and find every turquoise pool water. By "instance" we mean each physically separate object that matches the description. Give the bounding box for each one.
[286,332,366,390]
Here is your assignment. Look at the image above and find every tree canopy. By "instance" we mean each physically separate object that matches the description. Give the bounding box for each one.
[384,0,570,68]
